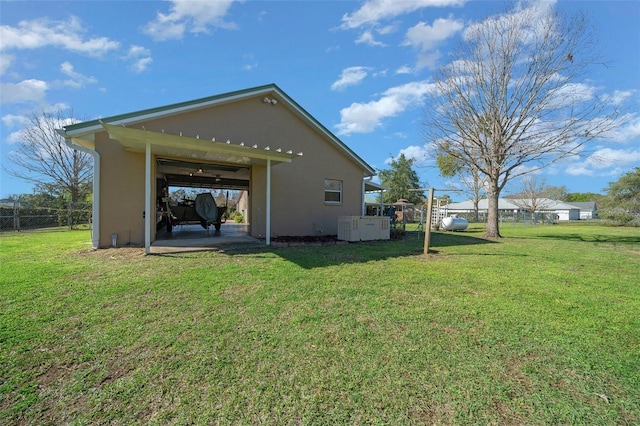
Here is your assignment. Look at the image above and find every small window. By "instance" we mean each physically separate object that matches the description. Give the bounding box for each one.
[324,179,342,204]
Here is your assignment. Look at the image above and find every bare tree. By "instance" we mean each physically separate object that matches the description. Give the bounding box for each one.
[423,2,619,237]
[510,175,555,222]
[436,150,487,221]
[5,109,93,212]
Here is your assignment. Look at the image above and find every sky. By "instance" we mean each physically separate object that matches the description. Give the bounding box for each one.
[1,0,639,201]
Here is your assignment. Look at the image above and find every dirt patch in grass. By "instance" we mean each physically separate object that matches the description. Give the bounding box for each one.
[71,247,145,260]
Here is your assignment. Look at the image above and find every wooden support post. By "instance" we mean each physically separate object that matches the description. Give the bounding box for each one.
[423,187,434,255]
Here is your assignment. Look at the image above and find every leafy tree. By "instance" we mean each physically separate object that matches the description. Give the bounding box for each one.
[4,109,93,211]
[600,168,640,226]
[565,192,604,203]
[423,3,618,237]
[378,153,424,205]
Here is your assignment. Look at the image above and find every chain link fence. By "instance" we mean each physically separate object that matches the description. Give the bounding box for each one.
[0,201,92,231]
[379,205,561,228]
[444,210,558,225]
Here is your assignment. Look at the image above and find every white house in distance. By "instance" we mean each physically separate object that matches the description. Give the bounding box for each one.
[444,198,584,221]
[566,201,598,219]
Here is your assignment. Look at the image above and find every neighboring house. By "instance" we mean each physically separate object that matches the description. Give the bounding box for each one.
[566,201,598,219]
[444,198,581,221]
[58,84,377,252]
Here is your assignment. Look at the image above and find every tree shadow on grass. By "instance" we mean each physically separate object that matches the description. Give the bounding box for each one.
[255,231,497,269]
[151,230,500,268]
[530,233,640,244]
[430,231,498,248]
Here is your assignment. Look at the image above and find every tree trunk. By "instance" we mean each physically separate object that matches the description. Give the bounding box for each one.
[473,199,479,223]
[485,182,502,238]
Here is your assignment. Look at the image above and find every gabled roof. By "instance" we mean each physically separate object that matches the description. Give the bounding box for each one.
[565,201,597,211]
[60,83,374,175]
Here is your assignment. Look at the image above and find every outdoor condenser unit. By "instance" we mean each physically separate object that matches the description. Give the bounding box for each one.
[338,216,391,242]
[337,216,360,242]
[359,216,378,241]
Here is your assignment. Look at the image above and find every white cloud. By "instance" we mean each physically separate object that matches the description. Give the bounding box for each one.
[336,80,435,135]
[403,17,464,52]
[0,53,14,76]
[143,0,239,41]
[395,65,414,74]
[125,45,153,73]
[566,147,640,176]
[0,79,48,104]
[341,0,467,30]
[389,145,429,164]
[355,30,386,47]
[59,61,97,88]
[243,62,258,71]
[132,57,153,74]
[604,113,640,143]
[607,90,635,107]
[548,82,596,109]
[331,66,371,91]
[1,113,29,129]
[403,17,464,70]
[127,45,151,58]
[463,0,556,44]
[0,16,119,56]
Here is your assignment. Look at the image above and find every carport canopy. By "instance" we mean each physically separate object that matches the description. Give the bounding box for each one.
[101,123,301,252]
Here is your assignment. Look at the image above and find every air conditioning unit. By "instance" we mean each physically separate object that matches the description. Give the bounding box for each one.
[337,216,390,242]
[337,216,360,242]
[378,216,390,240]
[359,216,378,241]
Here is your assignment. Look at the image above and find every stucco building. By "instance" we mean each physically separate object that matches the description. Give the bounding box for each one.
[58,84,377,252]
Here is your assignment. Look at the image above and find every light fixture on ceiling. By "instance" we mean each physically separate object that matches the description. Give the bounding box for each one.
[196,168,203,174]
[215,175,221,182]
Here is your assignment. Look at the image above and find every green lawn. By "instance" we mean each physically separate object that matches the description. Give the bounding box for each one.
[1,224,639,425]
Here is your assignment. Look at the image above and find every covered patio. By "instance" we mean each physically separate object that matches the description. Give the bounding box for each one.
[100,123,300,254]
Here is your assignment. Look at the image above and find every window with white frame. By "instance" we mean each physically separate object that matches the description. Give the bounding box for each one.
[324,179,342,204]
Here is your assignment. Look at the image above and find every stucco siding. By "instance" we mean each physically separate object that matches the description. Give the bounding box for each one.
[96,132,147,247]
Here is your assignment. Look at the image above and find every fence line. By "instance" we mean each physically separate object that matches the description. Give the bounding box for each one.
[0,202,92,231]
[374,205,561,228]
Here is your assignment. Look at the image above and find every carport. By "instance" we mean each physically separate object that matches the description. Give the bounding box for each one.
[100,123,300,254]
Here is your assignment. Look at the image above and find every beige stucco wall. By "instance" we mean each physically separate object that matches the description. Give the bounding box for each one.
[94,92,369,246]
[95,132,150,247]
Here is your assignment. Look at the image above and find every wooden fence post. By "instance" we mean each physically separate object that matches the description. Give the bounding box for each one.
[423,188,434,255]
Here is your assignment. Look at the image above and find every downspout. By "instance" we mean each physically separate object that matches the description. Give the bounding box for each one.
[58,131,100,249]
[362,176,372,216]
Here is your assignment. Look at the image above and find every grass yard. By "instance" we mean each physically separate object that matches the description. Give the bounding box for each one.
[1,224,639,425]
